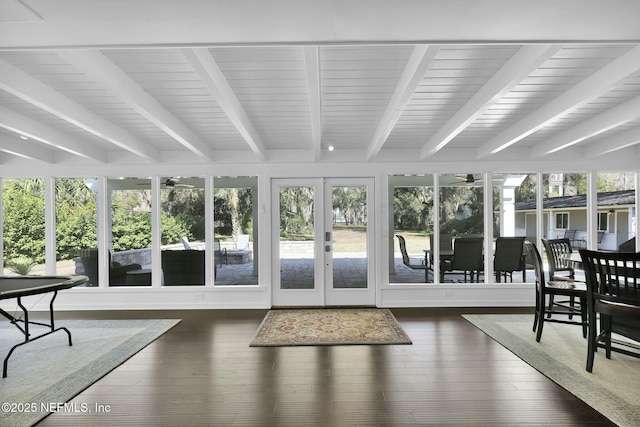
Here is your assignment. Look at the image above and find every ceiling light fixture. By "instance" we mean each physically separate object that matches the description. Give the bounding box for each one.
[327,144,335,151]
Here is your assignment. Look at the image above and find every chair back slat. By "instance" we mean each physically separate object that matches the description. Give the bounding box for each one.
[542,238,575,280]
[580,249,640,305]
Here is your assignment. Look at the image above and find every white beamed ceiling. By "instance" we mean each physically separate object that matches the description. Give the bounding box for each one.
[2,0,640,169]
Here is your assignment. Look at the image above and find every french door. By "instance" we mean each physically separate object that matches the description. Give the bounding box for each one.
[271,178,375,307]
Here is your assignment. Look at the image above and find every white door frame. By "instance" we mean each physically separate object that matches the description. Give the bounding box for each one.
[271,178,375,307]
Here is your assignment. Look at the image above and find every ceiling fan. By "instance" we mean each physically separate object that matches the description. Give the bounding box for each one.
[163,177,193,188]
[136,177,194,188]
[456,174,483,184]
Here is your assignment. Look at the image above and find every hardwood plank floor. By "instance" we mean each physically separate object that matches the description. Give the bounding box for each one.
[36,308,614,426]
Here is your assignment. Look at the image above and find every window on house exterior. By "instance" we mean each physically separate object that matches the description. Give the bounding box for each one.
[597,212,609,232]
[555,212,569,230]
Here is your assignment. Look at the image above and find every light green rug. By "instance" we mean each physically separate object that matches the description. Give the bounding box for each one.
[0,318,180,427]
[464,314,640,427]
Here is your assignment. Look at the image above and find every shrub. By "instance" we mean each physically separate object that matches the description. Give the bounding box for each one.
[9,256,36,275]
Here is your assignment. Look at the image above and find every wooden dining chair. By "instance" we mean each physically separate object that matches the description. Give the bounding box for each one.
[542,238,582,318]
[525,242,587,342]
[579,249,640,372]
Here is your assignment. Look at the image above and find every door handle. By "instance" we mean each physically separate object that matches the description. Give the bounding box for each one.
[325,232,331,242]
[325,245,331,252]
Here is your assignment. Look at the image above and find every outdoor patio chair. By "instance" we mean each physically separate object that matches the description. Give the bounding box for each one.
[441,237,483,283]
[78,248,142,286]
[525,242,587,343]
[427,233,452,269]
[214,239,228,279]
[235,234,250,250]
[161,249,205,285]
[181,236,204,250]
[580,249,640,372]
[396,235,429,282]
[493,237,526,283]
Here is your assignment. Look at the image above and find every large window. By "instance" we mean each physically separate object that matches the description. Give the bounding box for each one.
[388,175,433,284]
[161,177,205,286]
[214,176,258,286]
[2,179,45,275]
[56,178,98,282]
[107,178,153,286]
[544,173,586,242]
[440,173,484,283]
[597,172,636,250]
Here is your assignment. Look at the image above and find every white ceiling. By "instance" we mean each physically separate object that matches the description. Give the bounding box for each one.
[2,0,640,170]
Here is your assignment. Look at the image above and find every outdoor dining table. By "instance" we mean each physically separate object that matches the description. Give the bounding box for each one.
[423,249,454,269]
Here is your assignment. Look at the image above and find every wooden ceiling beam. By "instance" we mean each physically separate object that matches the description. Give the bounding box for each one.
[59,50,215,161]
[478,45,640,158]
[304,46,322,161]
[0,58,160,162]
[367,45,439,160]
[183,48,267,161]
[0,104,107,163]
[531,95,640,157]
[421,45,559,159]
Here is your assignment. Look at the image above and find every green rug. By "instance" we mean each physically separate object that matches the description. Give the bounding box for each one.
[250,308,412,346]
[464,314,640,427]
[0,318,180,427]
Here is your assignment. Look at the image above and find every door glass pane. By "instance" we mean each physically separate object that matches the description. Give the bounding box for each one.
[279,186,315,289]
[332,185,367,289]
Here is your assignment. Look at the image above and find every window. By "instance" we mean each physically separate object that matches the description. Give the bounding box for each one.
[56,178,98,284]
[214,176,258,286]
[388,175,433,284]
[2,178,45,275]
[108,178,152,286]
[161,177,205,286]
[597,212,609,232]
[555,212,569,230]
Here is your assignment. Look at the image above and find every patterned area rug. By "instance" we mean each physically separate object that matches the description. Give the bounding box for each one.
[250,308,412,346]
[464,314,640,427]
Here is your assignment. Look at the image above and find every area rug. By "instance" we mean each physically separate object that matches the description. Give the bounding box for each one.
[463,314,640,427]
[250,308,412,346]
[0,318,180,427]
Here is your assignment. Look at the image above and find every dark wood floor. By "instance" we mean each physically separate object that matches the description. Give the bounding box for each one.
[36,307,614,426]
